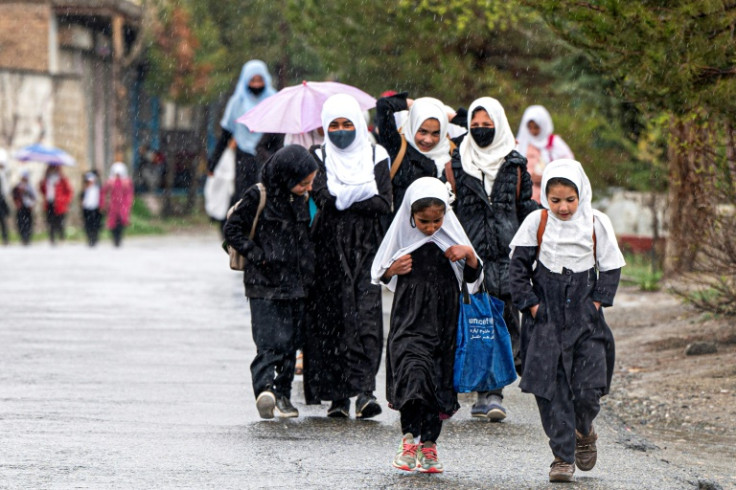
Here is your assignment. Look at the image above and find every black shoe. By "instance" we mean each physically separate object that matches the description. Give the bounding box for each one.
[327,398,350,418]
[355,393,382,419]
[275,396,299,418]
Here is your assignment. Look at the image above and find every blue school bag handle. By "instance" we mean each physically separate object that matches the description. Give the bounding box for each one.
[453,282,517,393]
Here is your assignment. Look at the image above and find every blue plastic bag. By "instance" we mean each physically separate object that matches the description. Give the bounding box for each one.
[453,290,517,393]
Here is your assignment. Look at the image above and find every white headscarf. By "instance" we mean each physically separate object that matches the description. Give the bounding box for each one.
[319,94,388,211]
[371,177,484,292]
[110,162,128,179]
[284,129,324,150]
[459,97,516,196]
[509,159,625,273]
[515,105,553,158]
[402,97,452,177]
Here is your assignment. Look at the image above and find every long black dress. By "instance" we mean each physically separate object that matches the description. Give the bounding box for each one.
[304,147,392,404]
[386,243,481,417]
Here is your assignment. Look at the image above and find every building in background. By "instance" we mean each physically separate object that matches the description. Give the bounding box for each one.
[0,0,143,187]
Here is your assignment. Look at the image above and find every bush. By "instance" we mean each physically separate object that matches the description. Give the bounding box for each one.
[621,252,663,292]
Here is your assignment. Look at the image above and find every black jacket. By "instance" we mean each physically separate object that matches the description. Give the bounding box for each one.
[445,149,539,297]
[223,184,315,300]
[376,93,468,211]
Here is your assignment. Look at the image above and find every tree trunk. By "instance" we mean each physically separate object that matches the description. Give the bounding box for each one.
[664,113,718,276]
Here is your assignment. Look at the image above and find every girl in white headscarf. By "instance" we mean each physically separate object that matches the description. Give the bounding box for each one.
[304,94,392,420]
[516,105,575,203]
[508,159,625,483]
[375,92,461,211]
[446,96,538,421]
[371,177,481,474]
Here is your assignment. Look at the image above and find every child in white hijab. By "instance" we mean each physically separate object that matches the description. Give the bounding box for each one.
[372,177,482,474]
[515,105,575,202]
[375,93,458,211]
[508,159,625,483]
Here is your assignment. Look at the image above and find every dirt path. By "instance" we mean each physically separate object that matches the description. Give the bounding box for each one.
[604,286,736,488]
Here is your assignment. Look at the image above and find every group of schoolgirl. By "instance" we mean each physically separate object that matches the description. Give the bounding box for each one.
[223,80,625,482]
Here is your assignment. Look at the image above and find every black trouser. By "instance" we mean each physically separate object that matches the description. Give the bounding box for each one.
[250,298,305,400]
[111,218,125,247]
[0,214,8,244]
[481,295,520,399]
[534,361,602,463]
[46,205,65,243]
[83,209,102,246]
[400,399,442,443]
[16,208,33,245]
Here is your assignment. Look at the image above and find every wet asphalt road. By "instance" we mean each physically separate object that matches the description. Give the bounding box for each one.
[0,233,703,489]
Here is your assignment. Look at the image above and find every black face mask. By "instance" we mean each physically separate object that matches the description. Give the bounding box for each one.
[470,127,495,147]
[248,85,265,96]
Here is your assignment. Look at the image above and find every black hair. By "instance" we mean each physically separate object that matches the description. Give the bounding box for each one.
[411,197,446,215]
[471,107,488,118]
[545,177,579,197]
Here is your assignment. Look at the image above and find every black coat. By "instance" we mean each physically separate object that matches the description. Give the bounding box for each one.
[445,150,539,298]
[223,184,315,300]
[304,146,392,402]
[509,246,620,400]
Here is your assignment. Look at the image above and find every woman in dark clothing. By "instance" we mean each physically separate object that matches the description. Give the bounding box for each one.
[80,171,102,247]
[223,145,318,420]
[208,60,277,200]
[304,94,392,419]
[508,159,625,482]
[444,97,539,420]
[12,171,36,245]
[375,93,461,211]
[372,177,482,473]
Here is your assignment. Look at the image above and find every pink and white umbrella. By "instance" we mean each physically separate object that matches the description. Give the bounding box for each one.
[237,81,376,134]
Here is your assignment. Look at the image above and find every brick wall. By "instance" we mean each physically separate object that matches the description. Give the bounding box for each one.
[0,3,51,72]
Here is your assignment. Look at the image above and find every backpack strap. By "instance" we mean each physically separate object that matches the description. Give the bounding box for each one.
[448,137,457,154]
[593,217,597,265]
[249,183,267,240]
[536,209,548,258]
[445,161,456,195]
[516,165,522,201]
[546,133,555,150]
[536,208,598,265]
[390,131,407,180]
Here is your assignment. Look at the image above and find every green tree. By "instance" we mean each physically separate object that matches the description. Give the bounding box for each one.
[515,1,736,274]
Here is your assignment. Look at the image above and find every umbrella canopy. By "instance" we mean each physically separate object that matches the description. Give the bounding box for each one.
[237,81,376,134]
[14,144,76,166]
